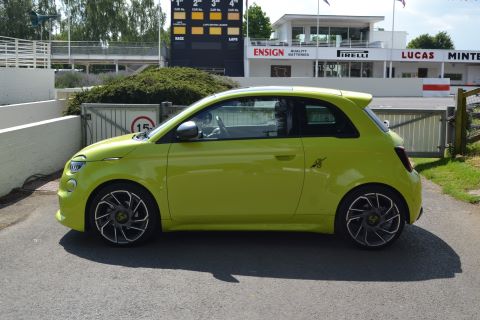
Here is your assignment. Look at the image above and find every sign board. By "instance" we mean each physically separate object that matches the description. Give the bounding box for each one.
[171,0,244,76]
[249,46,480,64]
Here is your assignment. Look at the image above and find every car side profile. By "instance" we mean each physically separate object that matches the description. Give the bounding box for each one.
[56,86,422,249]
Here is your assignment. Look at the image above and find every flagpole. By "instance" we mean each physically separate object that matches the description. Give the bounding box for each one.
[315,0,319,78]
[246,0,249,77]
[158,1,162,67]
[389,0,396,78]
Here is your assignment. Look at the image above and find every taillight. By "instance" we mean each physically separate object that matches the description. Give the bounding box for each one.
[394,147,413,172]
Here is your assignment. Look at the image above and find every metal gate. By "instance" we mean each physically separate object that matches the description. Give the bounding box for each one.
[81,103,452,158]
[81,103,161,146]
[370,106,453,158]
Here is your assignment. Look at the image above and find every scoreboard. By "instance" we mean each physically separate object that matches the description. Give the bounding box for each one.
[170,0,244,76]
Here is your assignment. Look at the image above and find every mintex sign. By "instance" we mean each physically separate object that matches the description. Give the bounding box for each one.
[447,51,480,62]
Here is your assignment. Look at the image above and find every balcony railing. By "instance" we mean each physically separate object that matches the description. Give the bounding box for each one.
[249,38,385,48]
[0,36,50,68]
[51,41,163,57]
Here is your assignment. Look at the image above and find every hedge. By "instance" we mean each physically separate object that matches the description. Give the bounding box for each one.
[65,67,239,115]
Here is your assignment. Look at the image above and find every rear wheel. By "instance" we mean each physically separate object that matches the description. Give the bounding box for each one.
[336,186,406,249]
[88,182,159,246]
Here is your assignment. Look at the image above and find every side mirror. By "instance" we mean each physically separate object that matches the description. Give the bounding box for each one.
[176,121,199,140]
[383,120,390,129]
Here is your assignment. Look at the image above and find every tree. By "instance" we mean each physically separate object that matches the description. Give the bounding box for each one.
[0,0,36,39]
[243,3,272,39]
[407,31,455,49]
[55,0,166,42]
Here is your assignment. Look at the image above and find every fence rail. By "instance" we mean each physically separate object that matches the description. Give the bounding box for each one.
[0,36,50,68]
[455,88,480,154]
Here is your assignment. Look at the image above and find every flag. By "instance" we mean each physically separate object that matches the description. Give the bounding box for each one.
[397,0,406,7]
[324,0,330,5]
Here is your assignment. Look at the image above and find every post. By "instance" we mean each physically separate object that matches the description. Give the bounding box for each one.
[441,62,445,79]
[68,0,71,65]
[389,0,396,79]
[454,88,467,155]
[33,41,37,68]
[15,39,19,68]
[315,0,320,78]
[158,0,162,67]
[245,0,249,77]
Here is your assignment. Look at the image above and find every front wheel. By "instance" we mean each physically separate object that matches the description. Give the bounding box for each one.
[336,186,406,249]
[88,182,159,246]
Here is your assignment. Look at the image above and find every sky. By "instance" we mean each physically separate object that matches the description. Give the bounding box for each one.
[159,0,480,50]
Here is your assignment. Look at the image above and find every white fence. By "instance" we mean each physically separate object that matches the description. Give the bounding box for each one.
[0,36,50,69]
[0,100,66,130]
[0,116,81,197]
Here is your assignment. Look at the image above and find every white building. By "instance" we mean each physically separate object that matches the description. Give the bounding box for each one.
[245,14,480,86]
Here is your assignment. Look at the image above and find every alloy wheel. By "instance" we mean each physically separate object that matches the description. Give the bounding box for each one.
[94,190,150,244]
[345,193,401,248]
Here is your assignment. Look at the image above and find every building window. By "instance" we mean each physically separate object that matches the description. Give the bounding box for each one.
[444,73,463,81]
[418,68,428,78]
[271,65,291,77]
[292,27,305,43]
[309,26,329,44]
[329,27,349,46]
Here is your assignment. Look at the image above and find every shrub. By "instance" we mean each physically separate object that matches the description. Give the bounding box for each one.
[65,67,239,115]
[55,71,130,88]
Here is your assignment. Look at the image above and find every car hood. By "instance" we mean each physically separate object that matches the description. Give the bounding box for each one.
[73,134,143,162]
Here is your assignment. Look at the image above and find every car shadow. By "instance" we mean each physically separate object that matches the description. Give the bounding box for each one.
[59,225,461,283]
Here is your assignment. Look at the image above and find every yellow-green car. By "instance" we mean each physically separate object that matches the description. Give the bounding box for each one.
[57,87,422,249]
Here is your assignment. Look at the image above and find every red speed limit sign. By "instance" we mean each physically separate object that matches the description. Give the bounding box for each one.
[131,116,156,133]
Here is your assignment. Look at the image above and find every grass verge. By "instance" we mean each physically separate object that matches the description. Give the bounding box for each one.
[413,143,480,204]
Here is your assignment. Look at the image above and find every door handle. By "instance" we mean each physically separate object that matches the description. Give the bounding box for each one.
[275,155,296,161]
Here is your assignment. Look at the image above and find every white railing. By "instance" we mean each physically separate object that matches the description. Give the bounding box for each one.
[0,36,51,69]
[249,38,385,49]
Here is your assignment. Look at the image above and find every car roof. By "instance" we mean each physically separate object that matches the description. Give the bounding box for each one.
[210,86,372,109]
[214,86,342,98]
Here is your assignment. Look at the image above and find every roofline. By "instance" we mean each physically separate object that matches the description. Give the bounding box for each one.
[272,14,385,28]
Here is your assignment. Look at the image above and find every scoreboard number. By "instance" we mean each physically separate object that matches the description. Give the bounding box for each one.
[211,0,220,7]
[229,0,238,7]
[193,0,202,6]
[173,0,184,6]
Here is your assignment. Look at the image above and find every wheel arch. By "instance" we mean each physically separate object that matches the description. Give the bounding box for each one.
[84,179,161,232]
[334,182,410,234]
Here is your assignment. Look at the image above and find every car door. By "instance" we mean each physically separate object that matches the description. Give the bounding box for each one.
[294,97,361,216]
[166,96,305,223]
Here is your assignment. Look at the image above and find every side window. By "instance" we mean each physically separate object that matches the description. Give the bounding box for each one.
[189,97,298,140]
[299,99,359,138]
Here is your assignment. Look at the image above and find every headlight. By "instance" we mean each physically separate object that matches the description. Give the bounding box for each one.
[70,161,86,173]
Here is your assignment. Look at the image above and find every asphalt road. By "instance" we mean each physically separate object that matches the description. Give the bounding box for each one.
[0,179,479,320]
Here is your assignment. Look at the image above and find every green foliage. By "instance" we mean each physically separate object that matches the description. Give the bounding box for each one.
[54,0,166,42]
[407,31,455,49]
[65,68,239,115]
[243,3,272,39]
[55,71,129,88]
[414,156,480,203]
[0,0,35,39]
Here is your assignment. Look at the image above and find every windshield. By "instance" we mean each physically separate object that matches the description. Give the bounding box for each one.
[147,96,214,139]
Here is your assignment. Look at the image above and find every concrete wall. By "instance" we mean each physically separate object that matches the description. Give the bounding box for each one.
[0,100,66,130]
[231,77,424,97]
[0,116,81,197]
[0,68,55,105]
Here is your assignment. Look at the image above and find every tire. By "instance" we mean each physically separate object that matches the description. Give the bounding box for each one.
[336,185,406,249]
[88,182,160,246]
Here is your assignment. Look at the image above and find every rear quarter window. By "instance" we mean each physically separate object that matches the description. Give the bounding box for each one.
[364,107,389,133]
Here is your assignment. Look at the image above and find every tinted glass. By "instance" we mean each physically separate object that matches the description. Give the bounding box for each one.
[299,99,358,138]
[189,97,297,140]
